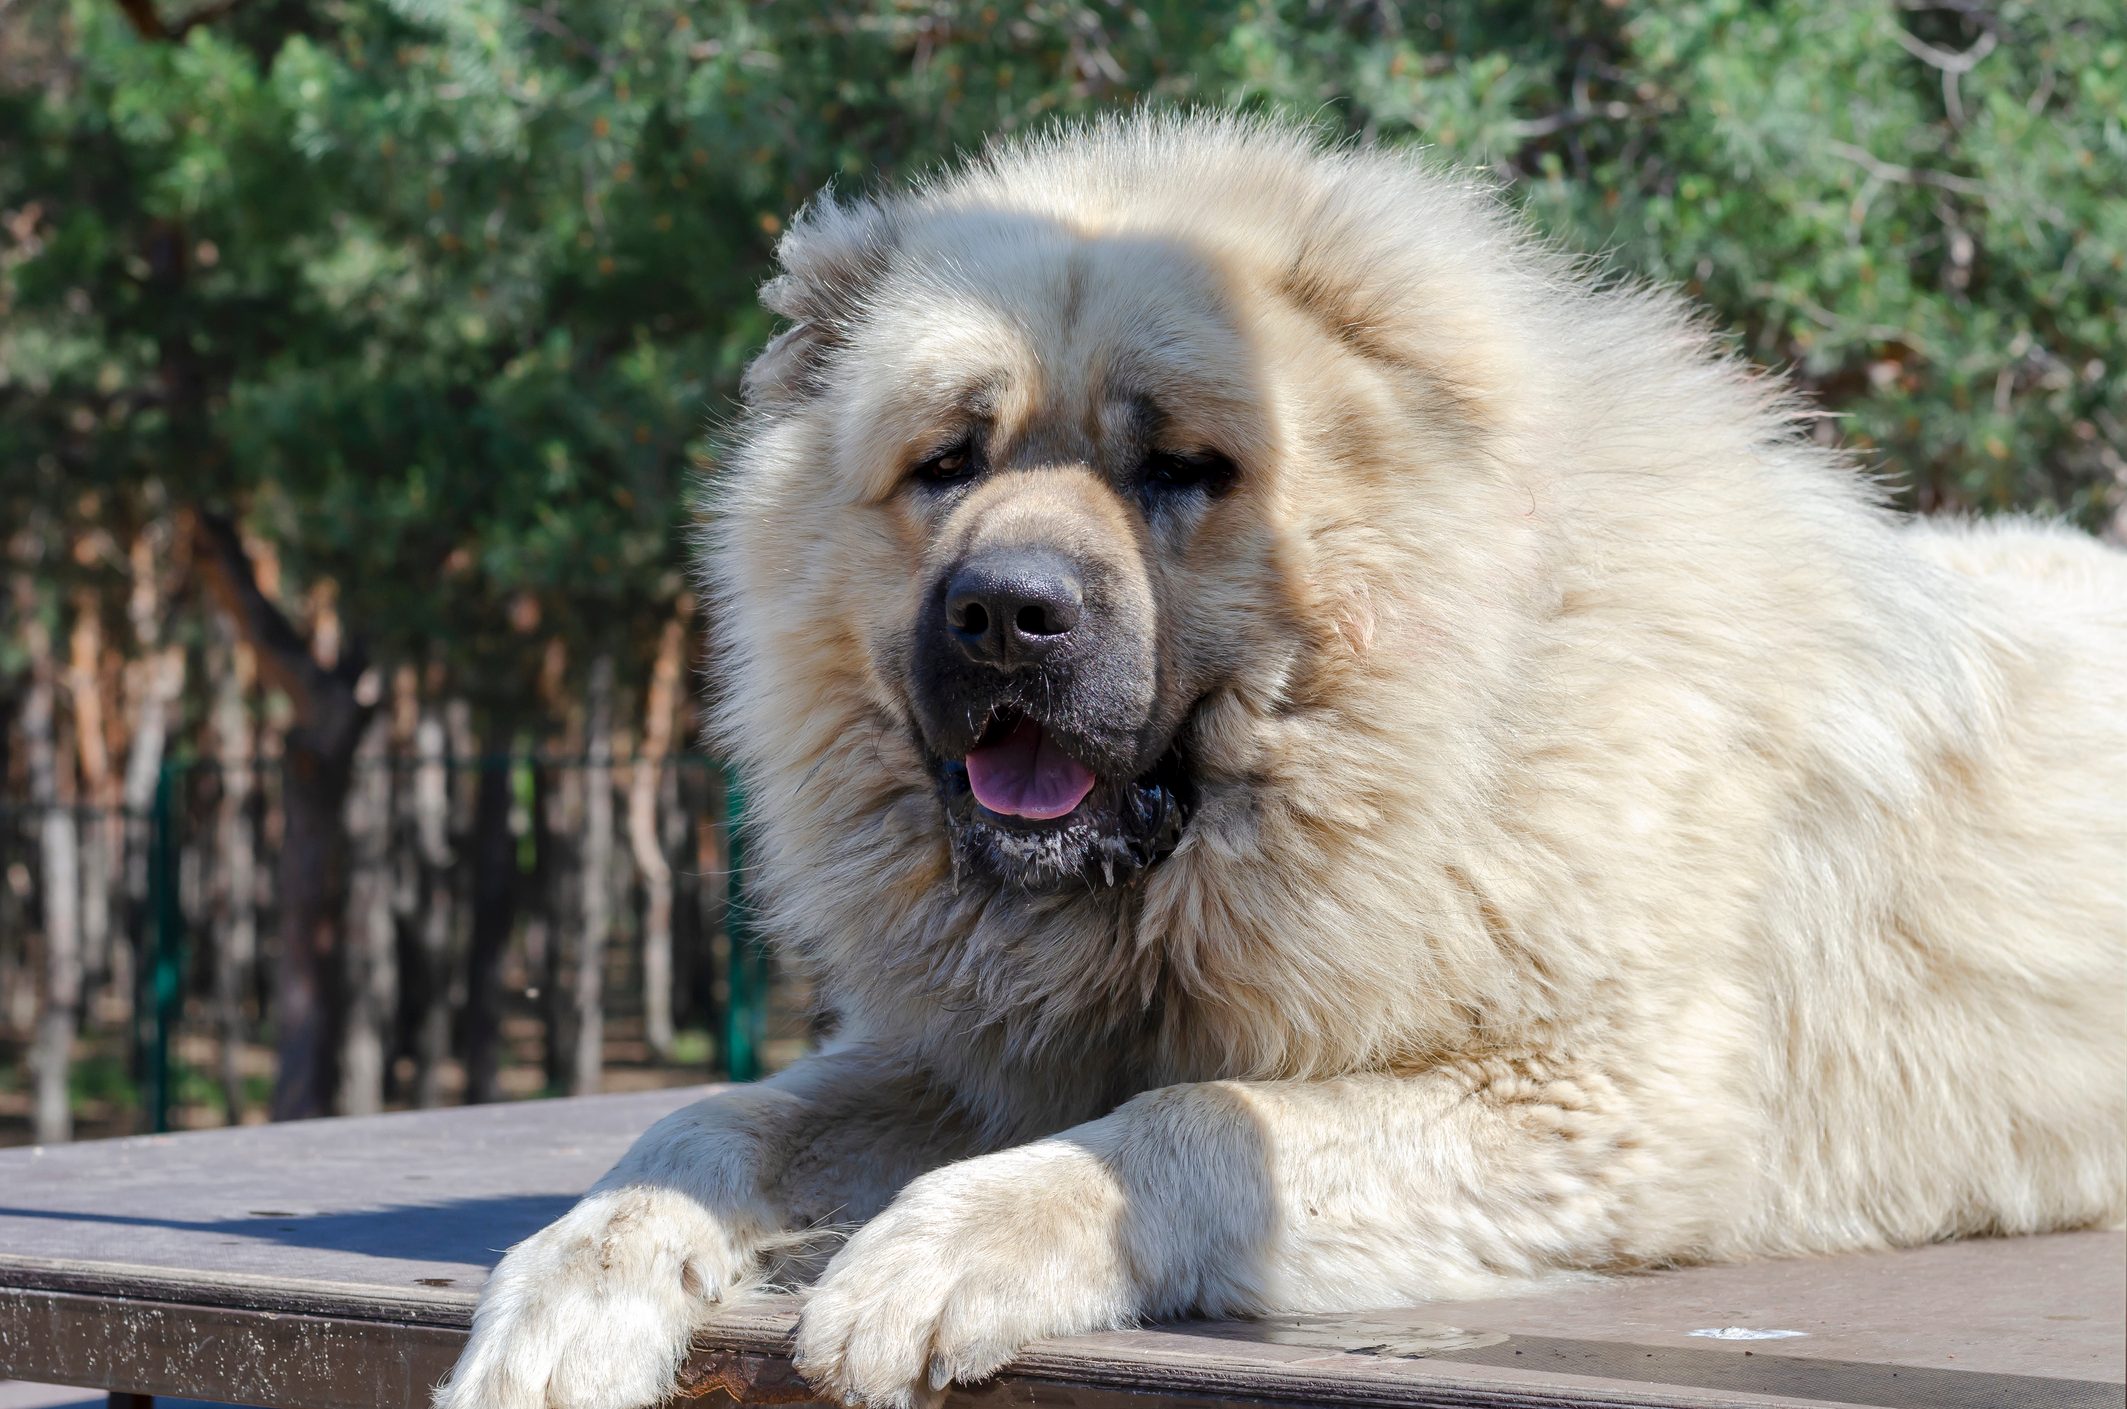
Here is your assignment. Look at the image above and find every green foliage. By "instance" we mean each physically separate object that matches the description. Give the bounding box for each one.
[666,1027,714,1068]
[66,1049,136,1109]
[2,0,2119,720]
[1207,1,2125,523]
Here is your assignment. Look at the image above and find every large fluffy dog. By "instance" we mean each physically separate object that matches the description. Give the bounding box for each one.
[440,114,2126,1409]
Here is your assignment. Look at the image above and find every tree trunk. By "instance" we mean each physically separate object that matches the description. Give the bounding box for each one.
[338,722,395,1115]
[573,654,615,1095]
[463,751,517,1105]
[120,515,183,1044]
[271,739,357,1120]
[87,648,129,1025]
[24,604,81,1145]
[531,757,574,1093]
[210,624,258,1122]
[383,665,421,1105]
[699,765,732,1065]
[533,639,579,1093]
[193,510,375,1122]
[66,596,115,1006]
[408,697,454,1108]
[630,606,688,1061]
[662,761,701,1042]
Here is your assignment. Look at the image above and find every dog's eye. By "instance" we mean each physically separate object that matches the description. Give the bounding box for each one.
[1142,449,1238,497]
[912,442,980,487]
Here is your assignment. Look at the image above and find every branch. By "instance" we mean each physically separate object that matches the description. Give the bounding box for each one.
[168,0,247,37]
[110,0,248,42]
[111,0,169,38]
[1823,140,1990,198]
[190,510,369,741]
[193,509,308,674]
[517,5,608,66]
[1894,0,2003,34]
[1748,280,1932,355]
[1892,25,1997,74]
[1509,101,1640,140]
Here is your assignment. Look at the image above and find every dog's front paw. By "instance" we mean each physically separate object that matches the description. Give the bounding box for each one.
[434,1186,761,1409]
[793,1144,1137,1409]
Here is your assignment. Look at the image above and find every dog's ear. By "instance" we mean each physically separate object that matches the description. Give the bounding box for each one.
[742,192,897,409]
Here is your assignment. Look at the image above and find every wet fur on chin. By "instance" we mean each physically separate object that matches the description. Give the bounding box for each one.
[702,111,2127,1242]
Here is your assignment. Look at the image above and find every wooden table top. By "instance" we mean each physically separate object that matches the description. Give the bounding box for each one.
[0,1088,2119,1409]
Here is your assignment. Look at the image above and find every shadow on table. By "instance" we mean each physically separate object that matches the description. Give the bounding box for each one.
[0,1193,575,1268]
[0,1390,263,1409]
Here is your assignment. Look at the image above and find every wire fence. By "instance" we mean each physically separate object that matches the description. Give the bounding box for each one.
[0,750,797,1143]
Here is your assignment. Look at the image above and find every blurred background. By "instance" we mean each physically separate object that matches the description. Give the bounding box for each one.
[1,0,2121,1144]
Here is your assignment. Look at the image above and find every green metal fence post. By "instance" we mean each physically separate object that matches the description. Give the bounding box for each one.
[144,759,185,1133]
[723,766,761,1082]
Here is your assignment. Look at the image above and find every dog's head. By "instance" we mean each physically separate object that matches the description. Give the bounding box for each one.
[720,172,1342,896]
[709,120,1540,900]
[849,229,1294,893]
[701,115,1737,1069]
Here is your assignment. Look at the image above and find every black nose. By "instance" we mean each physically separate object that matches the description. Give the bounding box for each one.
[945,547,1084,668]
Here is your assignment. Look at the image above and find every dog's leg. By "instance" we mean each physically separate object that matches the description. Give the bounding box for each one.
[435,1042,986,1409]
[796,1062,1677,1409]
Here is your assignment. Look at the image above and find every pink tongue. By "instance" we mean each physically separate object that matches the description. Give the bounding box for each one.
[965,718,1097,820]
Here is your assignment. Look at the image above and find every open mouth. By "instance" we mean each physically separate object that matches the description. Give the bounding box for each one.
[965,715,1098,821]
[932,709,1194,890]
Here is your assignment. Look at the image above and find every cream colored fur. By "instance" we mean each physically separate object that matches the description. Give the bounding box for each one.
[437,113,2127,1409]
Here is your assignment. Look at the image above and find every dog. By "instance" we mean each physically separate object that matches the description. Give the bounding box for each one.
[437,112,2127,1409]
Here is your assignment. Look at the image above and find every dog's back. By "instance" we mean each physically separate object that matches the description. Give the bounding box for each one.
[1737,514,2127,1253]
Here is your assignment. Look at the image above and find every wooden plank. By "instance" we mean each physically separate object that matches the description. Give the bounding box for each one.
[0,1285,1873,1409]
[1,1094,2121,1409]
[0,1288,462,1409]
[8,1275,2120,1409]
[0,1089,699,1306]
[5,1229,2118,1405]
